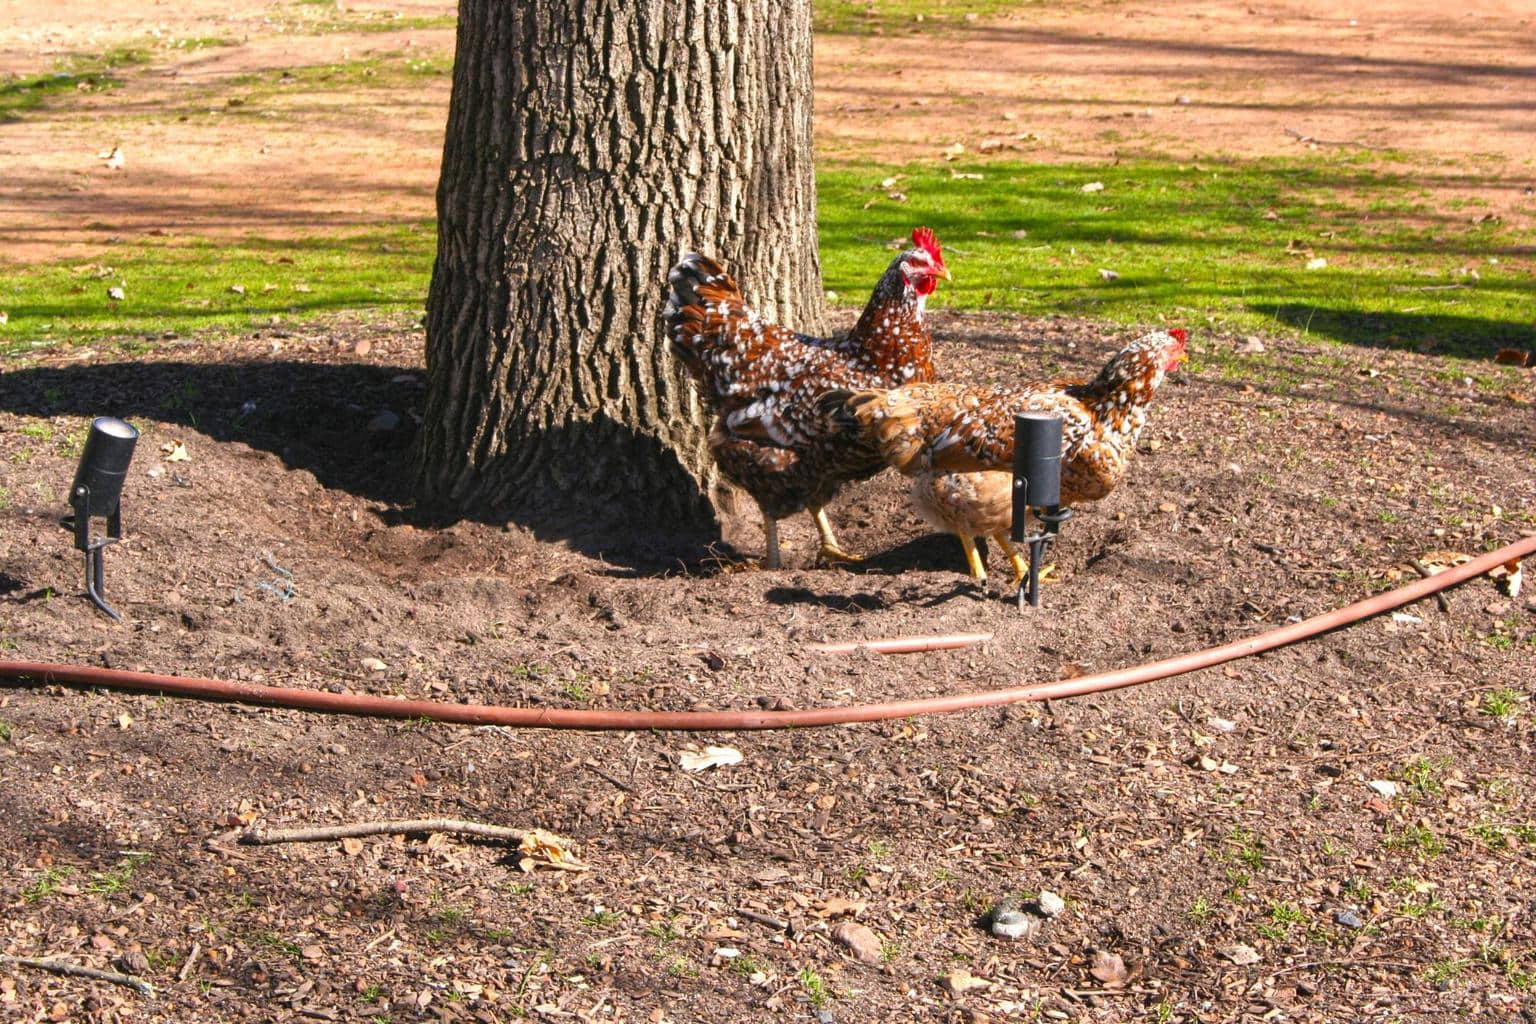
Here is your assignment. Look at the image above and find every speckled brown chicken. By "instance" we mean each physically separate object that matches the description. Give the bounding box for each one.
[664,229,948,567]
[812,328,1188,583]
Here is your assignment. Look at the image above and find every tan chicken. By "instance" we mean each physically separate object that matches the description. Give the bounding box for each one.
[806,328,1188,584]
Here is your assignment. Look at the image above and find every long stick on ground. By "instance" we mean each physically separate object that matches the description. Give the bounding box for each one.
[239,818,527,846]
[0,955,154,998]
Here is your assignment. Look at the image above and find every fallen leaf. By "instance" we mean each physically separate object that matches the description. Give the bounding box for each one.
[1098,268,1119,281]
[1306,257,1328,270]
[679,745,743,772]
[517,828,588,873]
[1415,550,1471,574]
[1081,181,1104,193]
[341,837,365,856]
[1221,943,1261,966]
[1089,949,1128,987]
[816,896,867,919]
[160,440,191,462]
[1366,779,1399,799]
[939,968,990,995]
[116,712,133,730]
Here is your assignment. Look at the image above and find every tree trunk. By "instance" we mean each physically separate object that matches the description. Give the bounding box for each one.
[415,0,824,550]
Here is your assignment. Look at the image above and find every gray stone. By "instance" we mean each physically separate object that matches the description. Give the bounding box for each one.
[1035,890,1066,917]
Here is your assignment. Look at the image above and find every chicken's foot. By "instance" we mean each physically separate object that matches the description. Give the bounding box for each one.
[958,534,988,582]
[992,533,1028,589]
[811,507,863,564]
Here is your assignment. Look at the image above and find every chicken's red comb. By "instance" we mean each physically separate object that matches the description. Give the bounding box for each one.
[1168,328,1188,344]
[912,226,944,265]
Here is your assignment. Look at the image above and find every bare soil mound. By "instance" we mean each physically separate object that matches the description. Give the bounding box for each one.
[2,315,1534,1021]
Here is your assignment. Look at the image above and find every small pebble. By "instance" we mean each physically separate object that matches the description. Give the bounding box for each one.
[991,910,1037,940]
[1334,908,1364,929]
[1366,779,1399,800]
[1035,890,1066,918]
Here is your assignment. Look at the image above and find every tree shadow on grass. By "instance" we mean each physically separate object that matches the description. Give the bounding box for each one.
[1250,304,1536,359]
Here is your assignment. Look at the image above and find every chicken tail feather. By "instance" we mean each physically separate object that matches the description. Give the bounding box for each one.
[663,253,752,379]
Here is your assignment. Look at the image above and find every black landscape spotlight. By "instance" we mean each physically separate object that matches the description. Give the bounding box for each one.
[66,416,140,621]
[1011,411,1072,610]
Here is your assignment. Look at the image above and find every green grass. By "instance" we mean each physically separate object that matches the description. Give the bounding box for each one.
[83,853,151,897]
[271,1,456,36]
[22,866,70,903]
[814,0,1034,33]
[0,46,152,122]
[226,51,451,98]
[798,966,830,1009]
[4,153,1533,358]
[819,157,1536,357]
[0,225,432,353]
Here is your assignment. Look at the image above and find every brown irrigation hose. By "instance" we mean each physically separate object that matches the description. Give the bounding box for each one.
[1,536,1530,731]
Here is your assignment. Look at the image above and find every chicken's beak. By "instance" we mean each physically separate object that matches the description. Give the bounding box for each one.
[939,266,953,282]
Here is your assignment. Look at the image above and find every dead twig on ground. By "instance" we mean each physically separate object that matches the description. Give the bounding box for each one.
[0,954,154,998]
[177,943,201,983]
[239,818,526,845]
[1408,559,1452,613]
[1268,957,1419,977]
[807,631,992,655]
[1284,127,1393,151]
[737,908,790,932]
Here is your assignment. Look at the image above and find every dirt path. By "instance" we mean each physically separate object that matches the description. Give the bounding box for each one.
[2,0,1534,263]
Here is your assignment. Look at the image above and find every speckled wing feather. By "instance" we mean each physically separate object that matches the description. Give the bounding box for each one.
[823,329,1188,506]
[831,381,1090,473]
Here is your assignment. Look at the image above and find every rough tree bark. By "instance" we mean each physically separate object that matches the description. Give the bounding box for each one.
[415,0,824,545]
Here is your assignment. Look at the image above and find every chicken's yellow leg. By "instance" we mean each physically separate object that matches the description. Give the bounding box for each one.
[992,533,1028,589]
[811,506,863,563]
[957,533,987,582]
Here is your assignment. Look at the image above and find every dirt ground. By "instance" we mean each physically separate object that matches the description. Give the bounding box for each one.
[2,310,1535,1023]
[4,2,1536,1023]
